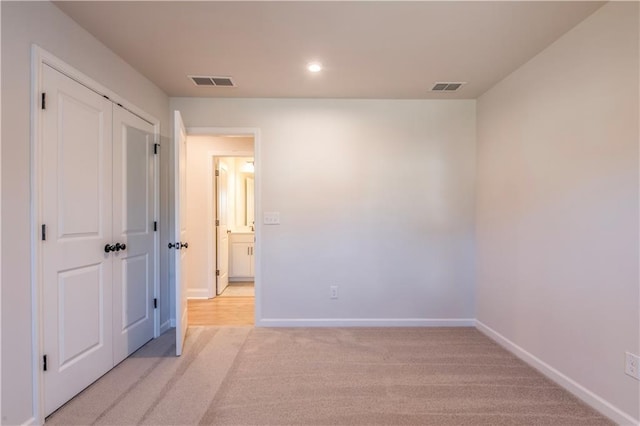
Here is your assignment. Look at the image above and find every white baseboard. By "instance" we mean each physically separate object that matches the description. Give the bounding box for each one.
[170,319,176,328]
[160,320,172,334]
[21,416,37,426]
[476,320,638,426]
[256,318,476,327]
[187,288,209,299]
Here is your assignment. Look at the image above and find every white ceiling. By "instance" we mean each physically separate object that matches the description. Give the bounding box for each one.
[54,1,604,99]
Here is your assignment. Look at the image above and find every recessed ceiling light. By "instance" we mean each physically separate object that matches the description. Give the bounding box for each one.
[307,62,322,73]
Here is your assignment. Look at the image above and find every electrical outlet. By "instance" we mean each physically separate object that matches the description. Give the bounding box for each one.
[330,285,338,299]
[625,352,640,380]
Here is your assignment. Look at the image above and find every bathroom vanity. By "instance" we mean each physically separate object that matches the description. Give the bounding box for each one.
[229,232,255,280]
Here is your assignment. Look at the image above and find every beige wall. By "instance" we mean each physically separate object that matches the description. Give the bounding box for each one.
[171,98,477,325]
[185,136,253,298]
[476,2,639,422]
[1,2,170,424]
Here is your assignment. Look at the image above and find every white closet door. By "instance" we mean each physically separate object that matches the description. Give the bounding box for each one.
[112,107,155,364]
[42,64,114,416]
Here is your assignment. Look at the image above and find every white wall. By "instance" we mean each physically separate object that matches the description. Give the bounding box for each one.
[185,136,253,298]
[171,98,477,325]
[1,2,170,424]
[476,2,639,423]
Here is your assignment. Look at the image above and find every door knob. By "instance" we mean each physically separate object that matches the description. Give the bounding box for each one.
[115,242,126,252]
[180,242,189,249]
[104,244,116,253]
[168,242,178,249]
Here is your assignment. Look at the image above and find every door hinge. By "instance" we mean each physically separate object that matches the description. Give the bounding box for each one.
[215,219,219,226]
[154,143,160,155]
[43,354,48,371]
[216,270,220,276]
[215,170,219,177]
[153,221,158,232]
[41,93,46,110]
[41,224,46,241]
[153,298,158,309]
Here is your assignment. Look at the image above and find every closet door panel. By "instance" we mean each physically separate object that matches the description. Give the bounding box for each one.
[112,107,155,364]
[42,64,114,416]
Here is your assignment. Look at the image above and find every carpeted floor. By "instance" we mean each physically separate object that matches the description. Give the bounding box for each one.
[46,327,612,425]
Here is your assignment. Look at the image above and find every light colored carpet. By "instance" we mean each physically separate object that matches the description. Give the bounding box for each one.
[202,328,612,425]
[46,327,251,425]
[220,282,254,297]
[46,327,612,425]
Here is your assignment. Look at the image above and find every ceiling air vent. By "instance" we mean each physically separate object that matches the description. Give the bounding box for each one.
[189,75,236,87]
[431,82,466,92]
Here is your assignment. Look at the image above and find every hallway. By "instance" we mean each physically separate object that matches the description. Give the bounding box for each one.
[188,283,255,326]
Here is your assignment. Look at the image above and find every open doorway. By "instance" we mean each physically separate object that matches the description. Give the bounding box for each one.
[214,156,255,297]
[182,132,257,326]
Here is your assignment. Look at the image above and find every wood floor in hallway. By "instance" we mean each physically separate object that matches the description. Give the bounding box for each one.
[188,296,255,326]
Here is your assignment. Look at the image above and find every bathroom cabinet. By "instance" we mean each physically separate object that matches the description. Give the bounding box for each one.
[229,233,255,280]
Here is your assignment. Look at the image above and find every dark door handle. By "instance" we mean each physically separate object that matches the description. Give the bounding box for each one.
[115,242,126,252]
[168,242,178,249]
[104,244,116,253]
[180,242,189,249]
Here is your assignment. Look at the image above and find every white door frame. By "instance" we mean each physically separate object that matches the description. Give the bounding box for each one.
[30,45,161,424]
[186,128,261,319]
[207,151,253,298]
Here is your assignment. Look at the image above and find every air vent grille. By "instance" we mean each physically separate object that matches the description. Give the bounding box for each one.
[431,82,466,92]
[189,75,236,87]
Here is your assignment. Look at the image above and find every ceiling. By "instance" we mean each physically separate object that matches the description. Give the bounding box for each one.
[54,1,604,99]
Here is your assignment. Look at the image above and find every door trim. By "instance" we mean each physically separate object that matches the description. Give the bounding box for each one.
[30,45,161,424]
[186,128,261,321]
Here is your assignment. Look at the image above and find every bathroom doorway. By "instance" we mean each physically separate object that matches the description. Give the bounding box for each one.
[214,156,255,297]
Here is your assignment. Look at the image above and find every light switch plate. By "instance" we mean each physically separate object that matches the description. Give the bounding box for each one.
[263,212,280,225]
